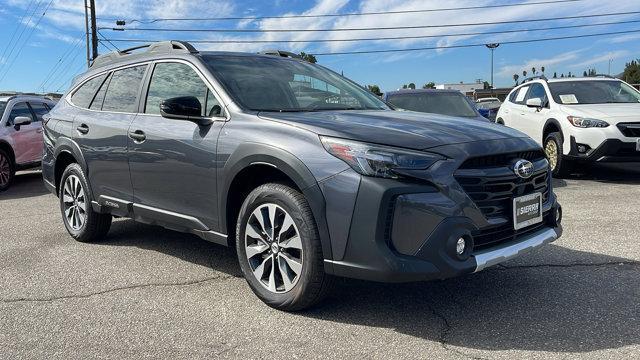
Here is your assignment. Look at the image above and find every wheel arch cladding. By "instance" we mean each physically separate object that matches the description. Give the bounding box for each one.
[0,141,15,164]
[53,138,90,194]
[220,143,333,260]
[543,118,563,143]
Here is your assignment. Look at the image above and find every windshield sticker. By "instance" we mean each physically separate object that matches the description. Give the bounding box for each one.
[559,94,578,104]
[515,87,529,102]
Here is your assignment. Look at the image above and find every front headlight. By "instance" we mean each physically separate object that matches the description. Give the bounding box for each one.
[567,116,609,128]
[320,136,444,179]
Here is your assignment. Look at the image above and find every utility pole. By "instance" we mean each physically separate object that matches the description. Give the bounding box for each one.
[89,0,98,62]
[608,59,613,75]
[84,0,90,68]
[485,43,500,94]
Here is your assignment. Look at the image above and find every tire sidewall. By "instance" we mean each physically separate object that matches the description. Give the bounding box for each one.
[59,163,94,239]
[545,132,565,177]
[236,185,320,308]
[0,149,15,192]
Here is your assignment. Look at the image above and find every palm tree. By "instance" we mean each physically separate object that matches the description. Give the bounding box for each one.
[531,67,537,75]
[541,66,545,75]
[513,73,520,85]
[523,70,527,78]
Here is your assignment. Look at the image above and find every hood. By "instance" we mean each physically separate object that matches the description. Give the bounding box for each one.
[559,103,640,123]
[258,110,528,150]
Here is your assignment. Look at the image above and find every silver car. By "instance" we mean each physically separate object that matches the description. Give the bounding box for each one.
[0,95,56,191]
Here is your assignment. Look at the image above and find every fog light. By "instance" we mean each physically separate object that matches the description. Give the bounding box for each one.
[576,144,591,154]
[456,237,466,255]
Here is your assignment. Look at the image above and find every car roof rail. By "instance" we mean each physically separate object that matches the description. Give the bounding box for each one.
[91,40,198,68]
[590,74,616,79]
[258,50,302,59]
[522,75,548,83]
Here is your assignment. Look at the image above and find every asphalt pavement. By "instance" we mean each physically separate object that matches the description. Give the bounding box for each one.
[1,164,639,359]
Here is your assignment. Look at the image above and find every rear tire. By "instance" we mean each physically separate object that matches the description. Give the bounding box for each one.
[544,132,571,177]
[0,149,15,192]
[59,163,112,242]
[236,183,333,311]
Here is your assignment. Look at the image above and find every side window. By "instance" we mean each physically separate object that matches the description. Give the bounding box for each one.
[525,83,548,106]
[6,103,34,126]
[102,65,148,113]
[90,73,112,110]
[145,62,220,117]
[28,102,49,122]
[71,74,108,109]
[514,86,530,104]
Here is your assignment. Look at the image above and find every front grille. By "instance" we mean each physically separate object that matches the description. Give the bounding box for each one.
[459,150,545,169]
[617,123,640,137]
[472,213,550,251]
[455,170,550,218]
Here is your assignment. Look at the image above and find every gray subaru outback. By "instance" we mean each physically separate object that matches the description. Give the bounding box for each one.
[42,41,562,311]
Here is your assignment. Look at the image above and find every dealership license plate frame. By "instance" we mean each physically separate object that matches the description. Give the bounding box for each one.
[513,192,543,230]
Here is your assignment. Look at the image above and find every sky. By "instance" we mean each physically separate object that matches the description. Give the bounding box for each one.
[0,0,639,94]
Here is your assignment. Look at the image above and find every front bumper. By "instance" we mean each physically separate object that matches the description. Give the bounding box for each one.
[566,136,640,163]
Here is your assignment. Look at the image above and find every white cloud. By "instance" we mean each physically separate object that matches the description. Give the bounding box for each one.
[497,50,584,77]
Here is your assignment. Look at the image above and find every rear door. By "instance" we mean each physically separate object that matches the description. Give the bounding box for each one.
[71,64,148,204]
[127,60,226,230]
[26,102,49,162]
[504,85,530,131]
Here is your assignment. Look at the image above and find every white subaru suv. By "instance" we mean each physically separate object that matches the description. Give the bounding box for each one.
[497,76,640,176]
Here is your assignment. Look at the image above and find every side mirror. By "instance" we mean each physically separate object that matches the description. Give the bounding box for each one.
[159,96,213,126]
[13,116,32,130]
[526,97,543,108]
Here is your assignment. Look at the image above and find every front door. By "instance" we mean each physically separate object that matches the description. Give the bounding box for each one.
[5,102,39,165]
[127,61,226,230]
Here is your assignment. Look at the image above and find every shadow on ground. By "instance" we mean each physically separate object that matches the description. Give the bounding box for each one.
[97,219,639,355]
[0,171,48,200]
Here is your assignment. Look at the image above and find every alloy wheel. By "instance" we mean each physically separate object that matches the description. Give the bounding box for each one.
[545,139,558,170]
[62,175,87,230]
[0,154,10,187]
[245,203,303,293]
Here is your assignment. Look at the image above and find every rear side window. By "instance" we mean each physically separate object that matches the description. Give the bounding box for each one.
[6,103,33,126]
[71,74,108,109]
[144,62,220,116]
[102,65,148,113]
[29,103,49,122]
[90,73,112,110]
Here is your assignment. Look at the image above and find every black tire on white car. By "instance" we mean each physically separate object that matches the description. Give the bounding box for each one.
[0,149,15,192]
[544,132,571,177]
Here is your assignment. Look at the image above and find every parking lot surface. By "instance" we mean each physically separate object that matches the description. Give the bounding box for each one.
[1,165,639,359]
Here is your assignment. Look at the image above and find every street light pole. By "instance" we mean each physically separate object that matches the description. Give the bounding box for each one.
[608,59,613,75]
[485,43,500,94]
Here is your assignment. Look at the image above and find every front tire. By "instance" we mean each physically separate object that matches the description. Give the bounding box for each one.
[0,149,15,192]
[236,183,333,311]
[59,163,112,242]
[544,132,571,177]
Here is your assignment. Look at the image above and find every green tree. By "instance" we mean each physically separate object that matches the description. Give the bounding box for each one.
[583,71,588,77]
[299,52,317,63]
[367,84,383,96]
[422,82,436,89]
[531,67,537,75]
[541,66,545,75]
[513,73,519,85]
[623,59,640,83]
[560,73,565,78]
[408,83,416,89]
[483,81,491,90]
[402,84,408,89]
[522,70,527,78]
[568,71,573,77]
[553,72,557,78]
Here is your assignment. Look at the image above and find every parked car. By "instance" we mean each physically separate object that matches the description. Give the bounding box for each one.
[496,76,640,176]
[476,97,502,122]
[476,97,502,107]
[0,95,55,191]
[383,89,489,121]
[43,41,562,311]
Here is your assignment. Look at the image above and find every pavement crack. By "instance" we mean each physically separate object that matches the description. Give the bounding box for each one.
[0,274,235,304]
[494,261,640,270]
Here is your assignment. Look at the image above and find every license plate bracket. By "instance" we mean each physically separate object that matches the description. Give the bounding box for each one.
[513,192,543,230]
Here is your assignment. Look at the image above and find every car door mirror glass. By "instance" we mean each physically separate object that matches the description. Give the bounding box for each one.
[526,97,542,108]
[160,96,212,126]
[13,116,32,129]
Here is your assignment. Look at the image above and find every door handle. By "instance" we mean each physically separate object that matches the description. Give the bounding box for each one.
[76,123,89,135]
[128,130,146,142]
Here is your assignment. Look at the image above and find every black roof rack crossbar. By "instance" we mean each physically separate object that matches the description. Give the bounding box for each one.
[258,50,302,59]
[522,75,548,83]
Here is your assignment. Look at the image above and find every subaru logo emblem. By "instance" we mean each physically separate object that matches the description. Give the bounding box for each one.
[513,159,534,179]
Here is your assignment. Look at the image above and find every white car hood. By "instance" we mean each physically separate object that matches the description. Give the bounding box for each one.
[559,103,640,124]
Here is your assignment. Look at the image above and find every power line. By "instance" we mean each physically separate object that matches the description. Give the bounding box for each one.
[102,18,640,44]
[0,0,55,84]
[0,0,37,71]
[309,28,640,56]
[38,38,84,91]
[103,0,582,23]
[97,30,120,51]
[0,0,42,75]
[106,11,640,33]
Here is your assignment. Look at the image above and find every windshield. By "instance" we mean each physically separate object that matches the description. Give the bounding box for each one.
[386,92,478,117]
[203,55,387,112]
[0,101,6,120]
[548,80,640,105]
